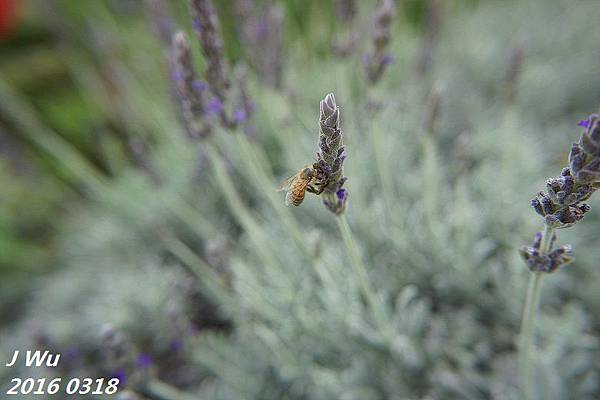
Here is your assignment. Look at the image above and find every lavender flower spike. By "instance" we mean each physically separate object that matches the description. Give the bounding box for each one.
[520,112,600,273]
[190,0,230,101]
[317,93,348,214]
[364,0,396,85]
[171,31,211,139]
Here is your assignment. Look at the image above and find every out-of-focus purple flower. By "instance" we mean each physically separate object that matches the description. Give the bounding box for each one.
[192,80,208,91]
[111,369,127,387]
[169,339,183,353]
[364,0,396,85]
[193,18,202,33]
[233,108,247,123]
[255,20,268,39]
[381,54,394,66]
[136,353,153,369]
[190,0,230,100]
[172,31,212,139]
[578,118,591,128]
[65,346,80,362]
[207,97,223,115]
[171,68,183,82]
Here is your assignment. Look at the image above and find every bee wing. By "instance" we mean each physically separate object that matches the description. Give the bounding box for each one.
[276,174,297,192]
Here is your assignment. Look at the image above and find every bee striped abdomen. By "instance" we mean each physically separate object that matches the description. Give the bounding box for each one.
[287,181,308,206]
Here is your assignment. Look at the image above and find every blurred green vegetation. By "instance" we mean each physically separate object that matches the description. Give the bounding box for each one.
[0,0,599,399]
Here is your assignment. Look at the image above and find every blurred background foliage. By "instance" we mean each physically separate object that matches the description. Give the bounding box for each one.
[0,0,599,399]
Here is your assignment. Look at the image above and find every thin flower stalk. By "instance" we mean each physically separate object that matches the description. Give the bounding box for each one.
[205,143,280,270]
[421,83,447,255]
[500,41,525,103]
[417,0,444,75]
[232,65,256,137]
[518,112,600,399]
[189,0,230,101]
[337,214,387,330]
[364,0,396,85]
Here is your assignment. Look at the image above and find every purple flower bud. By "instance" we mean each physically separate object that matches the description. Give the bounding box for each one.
[234,108,247,123]
[192,80,208,91]
[65,346,80,362]
[381,54,394,66]
[207,98,223,115]
[171,69,183,82]
[193,18,202,33]
[111,369,127,386]
[136,353,153,369]
[578,119,590,128]
[255,21,269,39]
[336,188,348,201]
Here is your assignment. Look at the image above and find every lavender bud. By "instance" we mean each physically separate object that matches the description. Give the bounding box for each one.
[533,231,542,249]
[578,119,591,128]
[540,194,554,215]
[569,143,585,175]
[576,158,600,183]
[136,353,153,369]
[171,31,212,139]
[531,198,544,216]
[580,132,599,155]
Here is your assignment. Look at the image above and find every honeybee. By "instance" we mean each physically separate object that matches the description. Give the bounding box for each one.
[277,161,331,206]
[277,165,317,206]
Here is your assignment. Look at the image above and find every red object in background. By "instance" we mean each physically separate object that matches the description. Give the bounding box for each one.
[0,0,19,38]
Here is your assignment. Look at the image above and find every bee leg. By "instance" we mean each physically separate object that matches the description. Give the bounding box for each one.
[307,185,318,194]
[309,183,326,195]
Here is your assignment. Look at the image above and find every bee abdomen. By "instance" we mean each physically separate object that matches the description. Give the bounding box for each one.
[287,187,306,206]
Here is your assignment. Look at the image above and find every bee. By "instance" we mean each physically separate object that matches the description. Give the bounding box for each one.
[277,161,331,206]
[277,165,317,206]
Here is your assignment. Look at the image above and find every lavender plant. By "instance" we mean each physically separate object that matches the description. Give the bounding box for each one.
[519,113,600,399]
[3,1,600,400]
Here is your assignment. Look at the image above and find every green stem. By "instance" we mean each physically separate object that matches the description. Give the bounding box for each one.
[139,379,198,400]
[337,215,386,329]
[159,231,232,305]
[422,134,440,240]
[519,224,553,400]
[205,143,279,269]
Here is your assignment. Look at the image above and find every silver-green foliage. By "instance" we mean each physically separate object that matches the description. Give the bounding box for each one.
[2,0,600,399]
